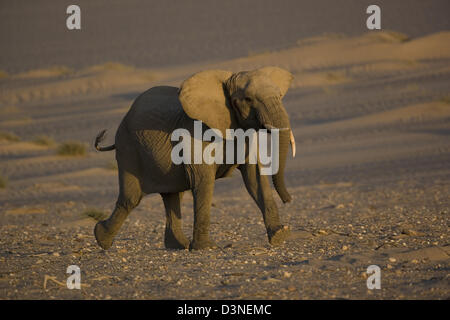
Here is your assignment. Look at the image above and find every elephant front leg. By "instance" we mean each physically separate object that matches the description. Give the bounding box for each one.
[239,163,290,246]
[161,192,189,249]
[190,179,217,250]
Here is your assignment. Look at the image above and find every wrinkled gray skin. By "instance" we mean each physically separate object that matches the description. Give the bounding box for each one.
[94,67,295,250]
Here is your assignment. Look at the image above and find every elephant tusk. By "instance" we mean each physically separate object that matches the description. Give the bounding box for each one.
[264,123,295,157]
[290,130,296,158]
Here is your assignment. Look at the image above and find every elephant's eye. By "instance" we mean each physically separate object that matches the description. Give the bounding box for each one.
[244,97,253,104]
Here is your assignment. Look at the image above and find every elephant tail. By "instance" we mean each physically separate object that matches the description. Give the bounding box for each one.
[94,129,115,152]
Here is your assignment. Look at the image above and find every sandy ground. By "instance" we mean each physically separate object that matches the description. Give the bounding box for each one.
[0,4,449,300]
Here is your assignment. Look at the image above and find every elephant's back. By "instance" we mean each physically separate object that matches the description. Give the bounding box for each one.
[121,85,184,153]
[127,86,182,125]
[121,86,184,137]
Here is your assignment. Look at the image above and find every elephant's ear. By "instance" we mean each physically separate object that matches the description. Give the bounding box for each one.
[257,67,293,98]
[179,70,234,137]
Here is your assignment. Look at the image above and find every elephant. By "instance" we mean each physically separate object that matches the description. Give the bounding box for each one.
[93,66,296,250]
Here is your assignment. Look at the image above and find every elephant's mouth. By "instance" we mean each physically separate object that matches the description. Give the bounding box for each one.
[262,123,289,131]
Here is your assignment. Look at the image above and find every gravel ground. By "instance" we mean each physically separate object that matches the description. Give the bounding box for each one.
[1,177,448,299]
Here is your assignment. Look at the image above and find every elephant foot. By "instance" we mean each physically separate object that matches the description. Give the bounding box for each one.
[94,221,115,250]
[268,225,290,246]
[164,228,190,250]
[189,239,218,251]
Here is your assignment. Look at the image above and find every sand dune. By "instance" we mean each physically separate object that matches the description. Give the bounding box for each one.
[0,63,155,105]
[2,31,449,106]
[213,32,450,86]
[294,100,450,139]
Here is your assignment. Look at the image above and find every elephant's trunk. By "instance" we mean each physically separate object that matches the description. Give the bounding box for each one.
[260,98,293,203]
[272,128,292,203]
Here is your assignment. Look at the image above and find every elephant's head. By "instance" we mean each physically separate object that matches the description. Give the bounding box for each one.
[178,67,296,203]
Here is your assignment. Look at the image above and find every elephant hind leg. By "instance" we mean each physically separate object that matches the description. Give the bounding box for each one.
[161,192,189,249]
[94,169,143,250]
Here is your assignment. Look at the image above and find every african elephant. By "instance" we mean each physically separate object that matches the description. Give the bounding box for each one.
[93,66,296,250]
